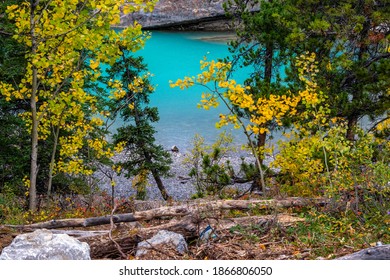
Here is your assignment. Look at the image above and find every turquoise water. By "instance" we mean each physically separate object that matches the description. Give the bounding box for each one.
[131,31,251,151]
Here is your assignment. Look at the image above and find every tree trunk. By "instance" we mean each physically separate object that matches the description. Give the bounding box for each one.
[47,125,60,197]
[346,115,358,141]
[81,214,305,259]
[29,0,39,211]
[251,40,274,194]
[81,216,199,259]
[257,131,267,162]
[345,3,369,142]
[151,169,171,201]
[264,41,274,85]
[5,197,330,230]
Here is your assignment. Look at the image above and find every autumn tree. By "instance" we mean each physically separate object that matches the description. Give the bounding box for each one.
[105,55,172,201]
[0,0,156,210]
[171,59,301,193]
[220,0,306,192]
[287,0,390,140]
[223,0,296,152]
[217,0,389,194]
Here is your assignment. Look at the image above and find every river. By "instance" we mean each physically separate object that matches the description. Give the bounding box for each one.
[116,31,251,151]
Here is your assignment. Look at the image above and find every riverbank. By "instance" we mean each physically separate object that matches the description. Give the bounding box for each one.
[95,149,272,201]
[118,0,232,31]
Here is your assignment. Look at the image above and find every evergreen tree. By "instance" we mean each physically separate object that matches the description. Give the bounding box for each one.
[0,0,29,193]
[223,0,297,192]
[222,0,389,193]
[290,0,390,140]
[107,54,172,201]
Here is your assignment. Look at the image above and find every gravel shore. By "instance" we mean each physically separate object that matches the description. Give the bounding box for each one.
[95,149,270,201]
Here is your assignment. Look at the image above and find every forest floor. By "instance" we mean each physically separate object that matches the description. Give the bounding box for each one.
[1,194,377,260]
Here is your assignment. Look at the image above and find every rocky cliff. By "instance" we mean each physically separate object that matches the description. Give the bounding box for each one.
[120,0,232,31]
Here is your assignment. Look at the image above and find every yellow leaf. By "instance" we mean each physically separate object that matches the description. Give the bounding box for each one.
[90,59,99,70]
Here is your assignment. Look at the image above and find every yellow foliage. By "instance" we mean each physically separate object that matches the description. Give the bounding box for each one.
[89,59,100,70]
[171,58,307,138]
[114,141,126,153]
[1,0,155,183]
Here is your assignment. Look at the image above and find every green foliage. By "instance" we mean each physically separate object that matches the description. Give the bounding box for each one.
[288,0,390,139]
[0,0,156,209]
[0,187,26,224]
[288,207,390,258]
[106,55,172,200]
[0,0,29,193]
[0,98,30,193]
[224,0,296,162]
[0,0,26,85]
[185,132,236,198]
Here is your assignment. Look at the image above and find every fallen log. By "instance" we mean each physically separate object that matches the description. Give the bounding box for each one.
[79,214,305,259]
[49,230,109,239]
[81,215,199,259]
[336,245,390,260]
[3,207,190,230]
[2,197,326,231]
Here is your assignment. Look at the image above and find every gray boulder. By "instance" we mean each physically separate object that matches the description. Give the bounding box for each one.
[136,230,188,257]
[336,244,390,260]
[0,229,90,260]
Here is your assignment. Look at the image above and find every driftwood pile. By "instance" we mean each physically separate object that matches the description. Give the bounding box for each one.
[1,197,328,259]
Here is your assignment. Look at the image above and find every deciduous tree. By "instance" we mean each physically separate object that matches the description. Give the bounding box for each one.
[0,0,156,210]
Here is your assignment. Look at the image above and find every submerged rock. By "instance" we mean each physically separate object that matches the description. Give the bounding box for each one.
[136,230,188,257]
[0,229,91,260]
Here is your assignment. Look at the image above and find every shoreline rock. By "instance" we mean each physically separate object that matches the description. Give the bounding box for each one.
[119,0,234,31]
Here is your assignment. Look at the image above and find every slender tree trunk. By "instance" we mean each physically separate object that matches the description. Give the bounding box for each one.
[257,132,267,163]
[251,41,274,194]
[141,147,171,201]
[29,0,38,211]
[151,169,171,201]
[47,125,60,197]
[345,4,369,142]
[251,131,267,194]
[345,1,369,142]
[264,41,274,85]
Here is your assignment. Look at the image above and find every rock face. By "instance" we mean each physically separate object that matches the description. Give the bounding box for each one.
[136,230,188,258]
[120,0,230,30]
[336,245,390,260]
[0,229,91,260]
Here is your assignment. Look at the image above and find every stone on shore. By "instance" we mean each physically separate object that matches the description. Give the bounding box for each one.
[136,230,188,258]
[0,229,91,260]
